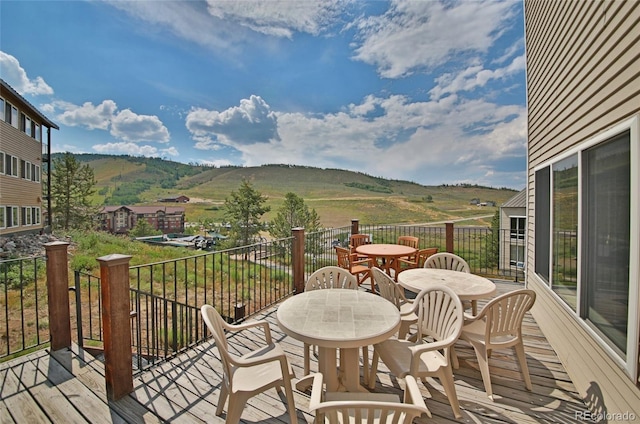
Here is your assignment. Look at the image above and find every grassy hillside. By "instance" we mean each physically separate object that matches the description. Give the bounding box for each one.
[62,154,519,227]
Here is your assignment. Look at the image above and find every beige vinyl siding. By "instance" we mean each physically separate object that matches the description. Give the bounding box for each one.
[529,273,640,418]
[525,0,640,418]
[0,119,44,236]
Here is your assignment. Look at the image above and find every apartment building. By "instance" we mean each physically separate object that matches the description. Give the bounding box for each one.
[0,79,58,237]
[99,205,185,234]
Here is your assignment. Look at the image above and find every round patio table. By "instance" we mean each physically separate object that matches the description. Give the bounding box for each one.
[276,289,400,392]
[355,243,417,278]
[398,268,496,314]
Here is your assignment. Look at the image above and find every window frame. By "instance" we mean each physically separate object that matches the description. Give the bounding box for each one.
[533,115,640,380]
[6,102,19,129]
[6,206,19,228]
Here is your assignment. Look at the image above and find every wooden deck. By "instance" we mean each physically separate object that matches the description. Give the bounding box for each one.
[1,281,588,423]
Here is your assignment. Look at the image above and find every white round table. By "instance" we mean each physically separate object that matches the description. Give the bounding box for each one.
[398,268,496,313]
[276,289,400,392]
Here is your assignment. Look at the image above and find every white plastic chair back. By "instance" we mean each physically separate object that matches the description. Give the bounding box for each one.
[306,266,358,291]
[424,252,470,273]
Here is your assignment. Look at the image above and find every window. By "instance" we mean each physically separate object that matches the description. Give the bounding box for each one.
[510,217,525,240]
[581,133,630,355]
[0,97,4,122]
[33,207,41,225]
[5,102,18,128]
[35,123,42,141]
[552,154,578,310]
[535,167,551,282]
[534,116,639,379]
[11,156,18,177]
[0,151,4,174]
[5,154,18,177]
[23,160,32,181]
[21,114,32,137]
[0,206,5,228]
[34,165,40,182]
[510,244,525,268]
[6,206,19,227]
[23,207,32,226]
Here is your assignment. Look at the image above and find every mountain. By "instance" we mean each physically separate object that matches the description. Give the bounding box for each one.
[58,153,519,227]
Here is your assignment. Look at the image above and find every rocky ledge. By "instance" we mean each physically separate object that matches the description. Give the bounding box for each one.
[0,233,68,258]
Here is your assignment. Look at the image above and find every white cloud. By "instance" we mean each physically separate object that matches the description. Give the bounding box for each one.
[0,51,54,95]
[430,55,525,99]
[105,1,237,50]
[186,95,280,148]
[50,100,170,143]
[92,142,161,157]
[111,109,170,143]
[55,100,117,130]
[189,93,526,187]
[351,0,518,78]
[205,0,345,38]
[161,146,180,157]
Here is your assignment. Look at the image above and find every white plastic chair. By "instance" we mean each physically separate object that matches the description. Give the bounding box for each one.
[424,252,476,313]
[423,252,470,273]
[369,285,465,419]
[303,266,361,378]
[305,265,359,291]
[372,267,418,340]
[306,372,430,423]
[452,289,536,400]
[200,304,298,424]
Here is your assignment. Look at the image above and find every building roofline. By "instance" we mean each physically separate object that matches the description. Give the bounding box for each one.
[0,78,59,130]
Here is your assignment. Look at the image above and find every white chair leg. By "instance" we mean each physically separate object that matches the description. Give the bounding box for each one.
[438,366,462,419]
[283,375,299,424]
[514,342,532,391]
[472,344,494,400]
[368,350,380,389]
[216,384,228,416]
[225,393,249,424]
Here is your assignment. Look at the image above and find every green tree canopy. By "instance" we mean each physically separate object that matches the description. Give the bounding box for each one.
[269,192,321,239]
[129,219,162,238]
[224,179,270,247]
[50,152,99,230]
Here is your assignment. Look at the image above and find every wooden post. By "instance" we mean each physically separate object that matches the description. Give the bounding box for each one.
[292,227,305,294]
[445,222,454,253]
[351,219,359,235]
[45,241,71,351]
[97,253,133,400]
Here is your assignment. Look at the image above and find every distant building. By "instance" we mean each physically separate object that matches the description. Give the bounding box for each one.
[1,78,59,237]
[159,195,190,203]
[99,206,185,234]
[499,189,526,274]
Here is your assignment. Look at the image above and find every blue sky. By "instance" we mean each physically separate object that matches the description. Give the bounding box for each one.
[1,0,526,189]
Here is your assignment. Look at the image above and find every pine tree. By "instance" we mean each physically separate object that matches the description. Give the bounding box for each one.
[50,153,99,230]
[223,179,270,247]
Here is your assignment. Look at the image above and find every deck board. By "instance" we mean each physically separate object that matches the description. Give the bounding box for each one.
[0,280,588,423]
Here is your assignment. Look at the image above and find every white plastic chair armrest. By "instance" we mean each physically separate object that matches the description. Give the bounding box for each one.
[226,319,273,344]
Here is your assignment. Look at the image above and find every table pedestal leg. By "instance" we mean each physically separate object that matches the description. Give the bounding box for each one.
[339,348,368,392]
[318,347,339,391]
